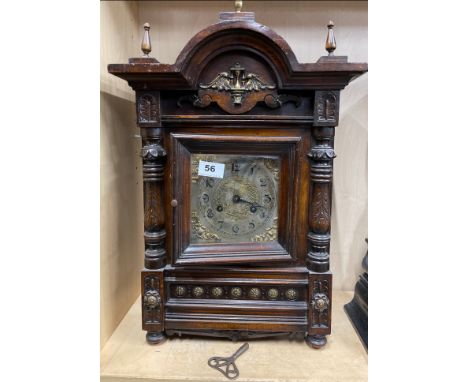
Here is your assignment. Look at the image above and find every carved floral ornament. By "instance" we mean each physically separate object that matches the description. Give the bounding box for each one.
[138,93,159,124]
[315,90,339,126]
[143,289,161,309]
[311,183,331,232]
[311,292,329,312]
[177,62,301,114]
[308,147,336,160]
[141,143,167,160]
[143,277,162,320]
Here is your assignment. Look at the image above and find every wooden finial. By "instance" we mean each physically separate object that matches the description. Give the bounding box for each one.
[325,20,336,56]
[235,0,243,13]
[141,23,152,57]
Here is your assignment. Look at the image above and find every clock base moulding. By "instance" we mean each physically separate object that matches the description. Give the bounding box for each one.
[141,267,332,348]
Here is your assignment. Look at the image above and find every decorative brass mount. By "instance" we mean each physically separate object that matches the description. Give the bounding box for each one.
[311,292,329,312]
[177,62,301,114]
[143,289,161,309]
[200,62,275,106]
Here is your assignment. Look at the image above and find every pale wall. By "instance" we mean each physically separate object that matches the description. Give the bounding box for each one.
[101,0,368,346]
[100,1,144,348]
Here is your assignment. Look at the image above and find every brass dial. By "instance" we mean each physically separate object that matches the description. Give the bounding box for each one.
[191,154,279,244]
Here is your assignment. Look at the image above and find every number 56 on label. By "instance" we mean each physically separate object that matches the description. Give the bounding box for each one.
[198,160,225,179]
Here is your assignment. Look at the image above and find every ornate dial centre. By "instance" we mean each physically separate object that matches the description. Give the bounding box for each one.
[190,154,280,244]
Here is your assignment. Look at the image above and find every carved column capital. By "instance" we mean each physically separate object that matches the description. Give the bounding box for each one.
[141,144,167,160]
[308,146,336,160]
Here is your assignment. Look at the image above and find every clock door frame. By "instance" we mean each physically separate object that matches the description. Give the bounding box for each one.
[167,129,309,266]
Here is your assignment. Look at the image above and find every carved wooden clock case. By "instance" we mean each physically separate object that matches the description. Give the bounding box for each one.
[108,9,367,349]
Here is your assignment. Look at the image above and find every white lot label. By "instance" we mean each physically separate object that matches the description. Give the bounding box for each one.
[198,160,225,178]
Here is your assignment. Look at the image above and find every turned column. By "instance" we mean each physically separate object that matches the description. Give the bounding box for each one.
[138,94,167,269]
[305,22,343,349]
[134,24,167,344]
[306,123,336,272]
[305,88,339,349]
[137,91,167,344]
[132,23,167,270]
[307,22,340,273]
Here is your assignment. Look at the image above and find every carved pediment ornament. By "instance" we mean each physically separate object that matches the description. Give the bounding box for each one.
[177,62,301,114]
[200,62,276,104]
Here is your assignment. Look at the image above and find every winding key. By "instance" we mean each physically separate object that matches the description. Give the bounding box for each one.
[207,342,249,380]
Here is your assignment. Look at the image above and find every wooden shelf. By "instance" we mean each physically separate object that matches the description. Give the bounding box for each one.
[101,291,367,382]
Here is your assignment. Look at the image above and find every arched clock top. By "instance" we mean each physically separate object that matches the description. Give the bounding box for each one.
[108,13,367,91]
[173,20,298,88]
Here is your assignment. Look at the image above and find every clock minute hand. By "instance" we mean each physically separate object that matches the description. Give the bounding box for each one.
[232,195,264,208]
[238,196,253,204]
[232,194,248,204]
[248,201,264,209]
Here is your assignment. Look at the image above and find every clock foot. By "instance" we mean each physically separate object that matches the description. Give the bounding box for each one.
[305,334,327,349]
[146,331,167,345]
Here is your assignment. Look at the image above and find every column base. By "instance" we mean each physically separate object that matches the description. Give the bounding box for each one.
[305,334,327,349]
[146,331,166,345]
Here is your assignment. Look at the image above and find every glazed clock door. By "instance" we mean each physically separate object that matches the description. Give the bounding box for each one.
[169,129,309,266]
[190,154,280,244]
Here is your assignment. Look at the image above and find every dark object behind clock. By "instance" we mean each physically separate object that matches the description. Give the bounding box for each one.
[344,239,368,350]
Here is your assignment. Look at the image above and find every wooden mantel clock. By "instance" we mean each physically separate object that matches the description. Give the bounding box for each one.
[108,4,367,349]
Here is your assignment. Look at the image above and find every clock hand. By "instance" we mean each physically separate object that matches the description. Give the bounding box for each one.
[232,194,255,205]
[232,195,264,209]
[237,197,254,205]
[232,195,253,204]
